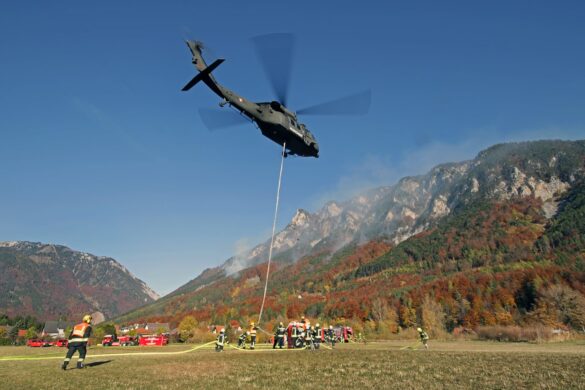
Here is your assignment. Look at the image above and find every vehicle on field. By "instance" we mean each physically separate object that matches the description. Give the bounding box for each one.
[53,339,68,347]
[138,334,169,346]
[118,335,138,346]
[333,326,353,343]
[27,339,50,347]
[102,334,117,346]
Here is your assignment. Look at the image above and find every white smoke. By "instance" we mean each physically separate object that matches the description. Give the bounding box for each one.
[223,238,253,276]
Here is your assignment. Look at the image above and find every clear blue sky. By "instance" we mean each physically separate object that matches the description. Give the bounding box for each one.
[1,1,584,295]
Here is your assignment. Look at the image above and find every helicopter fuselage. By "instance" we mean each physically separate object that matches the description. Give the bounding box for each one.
[182,40,319,158]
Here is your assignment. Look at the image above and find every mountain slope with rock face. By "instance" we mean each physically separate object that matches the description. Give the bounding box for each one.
[0,241,159,320]
[165,140,584,297]
[115,140,585,326]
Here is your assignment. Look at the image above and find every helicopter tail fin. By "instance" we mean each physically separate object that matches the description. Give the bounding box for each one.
[182,40,225,96]
[185,40,208,71]
[181,58,224,91]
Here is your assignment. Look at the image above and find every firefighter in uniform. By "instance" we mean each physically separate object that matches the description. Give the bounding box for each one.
[238,331,248,349]
[300,315,307,327]
[249,322,258,350]
[290,321,298,348]
[273,322,286,349]
[304,324,313,349]
[215,328,226,352]
[328,325,336,348]
[417,327,429,350]
[296,322,306,348]
[313,323,321,349]
[62,314,92,370]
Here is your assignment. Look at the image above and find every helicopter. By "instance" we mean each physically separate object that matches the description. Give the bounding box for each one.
[181,33,371,158]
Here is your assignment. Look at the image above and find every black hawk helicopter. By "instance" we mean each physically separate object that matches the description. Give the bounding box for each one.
[181,33,370,158]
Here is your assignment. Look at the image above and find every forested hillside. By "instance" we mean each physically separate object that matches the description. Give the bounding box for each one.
[116,140,585,336]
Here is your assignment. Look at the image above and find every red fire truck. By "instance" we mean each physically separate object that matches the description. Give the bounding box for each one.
[333,326,353,343]
[27,339,50,347]
[54,339,68,347]
[102,334,138,346]
[102,335,116,346]
[138,334,169,346]
[118,335,138,346]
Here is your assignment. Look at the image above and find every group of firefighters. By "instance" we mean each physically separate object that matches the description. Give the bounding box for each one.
[216,315,339,352]
[59,314,430,368]
[216,316,433,352]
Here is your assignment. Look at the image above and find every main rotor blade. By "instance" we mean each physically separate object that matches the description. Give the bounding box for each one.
[297,90,371,116]
[251,33,296,107]
[198,108,250,131]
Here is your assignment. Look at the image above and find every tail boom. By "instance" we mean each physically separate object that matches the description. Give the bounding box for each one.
[182,40,225,97]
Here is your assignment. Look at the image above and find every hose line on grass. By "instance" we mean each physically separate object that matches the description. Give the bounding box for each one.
[0,341,217,361]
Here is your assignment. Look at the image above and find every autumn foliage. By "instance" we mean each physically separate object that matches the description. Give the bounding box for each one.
[120,188,585,338]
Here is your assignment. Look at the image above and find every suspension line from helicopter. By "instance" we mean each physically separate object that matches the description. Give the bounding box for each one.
[258,142,286,325]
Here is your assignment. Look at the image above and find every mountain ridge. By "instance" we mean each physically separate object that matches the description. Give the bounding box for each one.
[0,241,159,320]
[114,140,585,330]
[166,140,583,299]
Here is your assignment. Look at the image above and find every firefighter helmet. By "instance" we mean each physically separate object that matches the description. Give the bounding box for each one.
[220,328,225,333]
[329,325,333,329]
[82,314,92,324]
[316,323,320,327]
[417,327,422,332]
[279,322,283,326]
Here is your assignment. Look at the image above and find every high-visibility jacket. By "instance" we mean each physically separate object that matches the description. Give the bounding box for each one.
[313,326,321,340]
[276,326,286,338]
[68,323,92,344]
[250,327,257,337]
[217,333,226,346]
[291,327,298,337]
[419,331,429,341]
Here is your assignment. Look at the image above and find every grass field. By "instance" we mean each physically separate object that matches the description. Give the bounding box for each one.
[1,341,584,389]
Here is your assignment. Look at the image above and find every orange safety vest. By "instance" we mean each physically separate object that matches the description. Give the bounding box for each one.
[70,323,90,342]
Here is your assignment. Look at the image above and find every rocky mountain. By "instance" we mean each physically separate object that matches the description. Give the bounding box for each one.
[166,140,585,299]
[115,140,585,332]
[0,241,159,320]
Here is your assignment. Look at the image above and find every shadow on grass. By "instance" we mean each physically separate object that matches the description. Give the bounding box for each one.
[85,360,113,367]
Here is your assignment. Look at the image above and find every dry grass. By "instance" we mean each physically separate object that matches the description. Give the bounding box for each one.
[1,341,584,389]
[476,325,572,342]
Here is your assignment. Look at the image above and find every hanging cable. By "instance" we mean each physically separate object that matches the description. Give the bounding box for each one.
[258,142,286,325]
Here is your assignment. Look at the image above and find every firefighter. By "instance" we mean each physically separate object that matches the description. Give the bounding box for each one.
[417,327,429,350]
[304,324,313,349]
[273,322,286,349]
[215,328,226,352]
[328,325,335,348]
[313,323,321,349]
[300,315,307,326]
[238,331,248,349]
[291,321,298,348]
[296,322,305,348]
[249,322,258,350]
[61,314,92,370]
